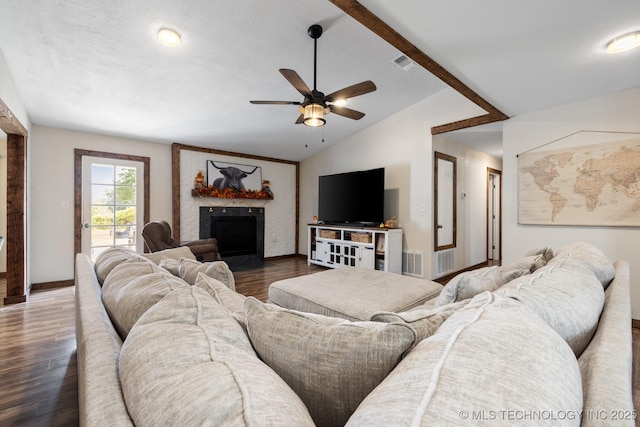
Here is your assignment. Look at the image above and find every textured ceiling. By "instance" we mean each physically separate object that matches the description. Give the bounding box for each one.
[1,0,638,160]
[0,0,446,160]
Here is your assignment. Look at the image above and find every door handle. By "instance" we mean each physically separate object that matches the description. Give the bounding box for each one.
[437,224,443,229]
[83,223,90,229]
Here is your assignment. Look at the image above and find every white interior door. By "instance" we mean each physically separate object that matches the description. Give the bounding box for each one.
[81,156,144,260]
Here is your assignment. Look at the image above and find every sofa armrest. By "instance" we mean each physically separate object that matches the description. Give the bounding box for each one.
[578,260,635,426]
[75,253,134,426]
[182,238,218,249]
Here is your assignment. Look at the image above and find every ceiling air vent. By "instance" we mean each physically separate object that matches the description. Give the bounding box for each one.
[392,54,416,71]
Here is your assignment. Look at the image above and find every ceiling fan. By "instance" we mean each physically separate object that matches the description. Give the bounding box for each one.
[250,24,376,127]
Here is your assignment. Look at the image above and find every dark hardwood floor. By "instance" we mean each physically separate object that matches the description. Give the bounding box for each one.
[233,256,326,302]
[0,257,638,426]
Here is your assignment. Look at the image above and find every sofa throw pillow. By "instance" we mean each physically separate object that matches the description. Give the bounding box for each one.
[347,293,583,426]
[244,297,416,427]
[371,298,471,347]
[195,272,247,329]
[94,247,150,285]
[102,262,188,338]
[120,287,314,426]
[526,245,555,263]
[548,241,615,288]
[434,266,505,307]
[502,254,547,274]
[496,262,605,357]
[178,258,235,290]
[158,258,180,276]
[142,246,196,265]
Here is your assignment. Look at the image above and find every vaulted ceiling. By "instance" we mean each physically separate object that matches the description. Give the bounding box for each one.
[0,0,638,160]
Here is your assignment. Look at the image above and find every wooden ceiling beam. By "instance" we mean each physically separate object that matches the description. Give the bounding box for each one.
[328,0,508,133]
[431,113,502,135]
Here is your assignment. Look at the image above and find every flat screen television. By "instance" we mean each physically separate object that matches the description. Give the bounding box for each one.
[318,167,384,226]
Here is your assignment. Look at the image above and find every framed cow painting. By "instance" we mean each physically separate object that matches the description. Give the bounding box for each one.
[206,160,263,192]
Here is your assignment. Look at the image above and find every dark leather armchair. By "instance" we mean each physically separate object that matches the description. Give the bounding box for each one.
[142,220,221,262]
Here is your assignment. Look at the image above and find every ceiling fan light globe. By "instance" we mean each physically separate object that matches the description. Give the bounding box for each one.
[333,98,348,107]
[304,117,326,127]
[303,103,326,127]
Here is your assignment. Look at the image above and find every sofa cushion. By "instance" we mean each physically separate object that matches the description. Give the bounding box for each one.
[195,272,247,328]
[548,241,615,288]
[142,246,196,265]
[94,247,150,285]
[496,262,604,357]
[244,297,416,427]
[119,287,314,426]
[102,262,188,338]
[347,293,583,426]
[178,258,235,290]
[434,266,506,307]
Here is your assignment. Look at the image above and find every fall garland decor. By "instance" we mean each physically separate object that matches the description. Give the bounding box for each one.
[192,171,274,200]
[191,186,274,200]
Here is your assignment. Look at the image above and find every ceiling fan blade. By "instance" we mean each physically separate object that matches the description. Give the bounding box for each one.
[327,81,376,102]
[329,105,365,120]
[250,100,301,105]
[295,114,304,124]
[280,69,312,97]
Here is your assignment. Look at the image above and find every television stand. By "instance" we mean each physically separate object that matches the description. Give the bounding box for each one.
[307,224,402,274]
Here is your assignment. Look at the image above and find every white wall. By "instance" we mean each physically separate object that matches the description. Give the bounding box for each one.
[502,87,640,319]
[432,135,502,272]
[29,126,173,284]
[299,87,486,279]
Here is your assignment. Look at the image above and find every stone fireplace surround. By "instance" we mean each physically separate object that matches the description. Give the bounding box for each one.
[176,146,298,260]
[199,206,265,270]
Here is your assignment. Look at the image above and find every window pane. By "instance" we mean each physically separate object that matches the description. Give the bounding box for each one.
[91,184,112,205]
[115,166,136,185]
[115,206,136,225]
[92,164,114,184]
[92,205,114,225]
[115,226,133,244]
[91,225,114,247]
[115,186,136,205]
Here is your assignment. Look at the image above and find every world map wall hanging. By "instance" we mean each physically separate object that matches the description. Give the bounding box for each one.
[518,131,640,226]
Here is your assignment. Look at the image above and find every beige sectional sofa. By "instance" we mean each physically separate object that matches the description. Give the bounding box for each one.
[75,242,635,426]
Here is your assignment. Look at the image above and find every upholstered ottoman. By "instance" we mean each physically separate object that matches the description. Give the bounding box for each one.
[268,267,443,321]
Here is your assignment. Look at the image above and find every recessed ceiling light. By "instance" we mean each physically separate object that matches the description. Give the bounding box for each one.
[157,28,181,47]
[606,31,640,53]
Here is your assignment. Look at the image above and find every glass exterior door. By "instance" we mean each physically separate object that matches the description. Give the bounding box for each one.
[81,157,144,260]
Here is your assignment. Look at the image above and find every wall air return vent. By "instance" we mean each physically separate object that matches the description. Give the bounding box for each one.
[402,250,424,277]
[436,249,455,276]
[392,54,416,71]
